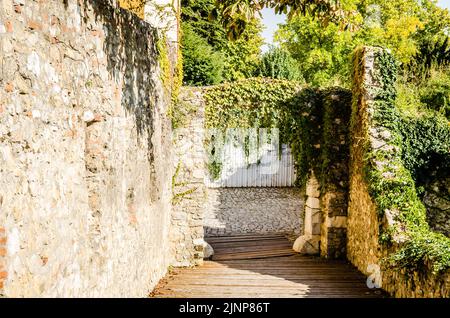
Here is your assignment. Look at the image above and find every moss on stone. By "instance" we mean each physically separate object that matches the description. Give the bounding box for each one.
[356,47,450,275]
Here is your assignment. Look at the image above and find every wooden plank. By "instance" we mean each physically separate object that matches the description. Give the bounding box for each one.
[163,280,370,288]
[153,288,383,298]
[206,233,287,239]
[150,234,386,298]
[209,234,296,261]
[206,236,288,243]
[211,244,293,251]
[212,251,295,261]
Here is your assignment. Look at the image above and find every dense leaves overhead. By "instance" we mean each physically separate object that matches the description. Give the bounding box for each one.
[255,47,304,81]
[274,0,450,88]
[212,0,356,40]
[182,0,263,85]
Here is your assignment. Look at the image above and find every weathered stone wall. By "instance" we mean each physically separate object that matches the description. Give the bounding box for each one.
[0,227,5,292]
[171,88,206,266]
[0,0,174,297]
[293,89,351,259]
[424,175,450,238]
[318,89,351,259]
[205,187,304,237]
[348,46,450,298]
[293,173,321,254]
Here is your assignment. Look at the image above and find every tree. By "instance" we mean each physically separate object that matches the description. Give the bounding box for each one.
[408,0,450,76]
[255,47,303,81]
[275,14,354,86]
[274,0,450,86]
[182,23,224,86]
[212,0,358,40]
[181,0,263,84]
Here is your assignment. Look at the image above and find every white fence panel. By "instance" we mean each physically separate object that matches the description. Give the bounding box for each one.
[205,142,296,188]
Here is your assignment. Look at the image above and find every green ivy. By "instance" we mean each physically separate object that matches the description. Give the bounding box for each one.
[359,48,450,275]
[398,114,450,185]
[203,78,302,181]
[203,78,351,187]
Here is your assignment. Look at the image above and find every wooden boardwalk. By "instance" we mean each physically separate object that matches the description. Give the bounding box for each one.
[151,234,386,298]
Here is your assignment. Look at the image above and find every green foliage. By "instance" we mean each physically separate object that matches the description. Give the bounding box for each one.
[395,66,450,119]
[399,114,450,185]
[390,230,450,274]
[418,69,450,119]
[181,23,224,86]
[203,78,351,187]
[408,1,450,75]
[220,21,264,81]
[212,0,357,40]
[275,14,355,87]
[357,48,450,275]
[255,46,304,81]
[409,37,450,76]
[275,0,450,87]
[394,75,425,116]
[181,0,263,85]
[204,78,302,130]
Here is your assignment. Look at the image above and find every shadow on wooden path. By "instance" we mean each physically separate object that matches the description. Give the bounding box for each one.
[150,234,387,298]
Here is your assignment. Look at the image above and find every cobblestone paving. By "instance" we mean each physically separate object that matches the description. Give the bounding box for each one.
[204,188,304,237]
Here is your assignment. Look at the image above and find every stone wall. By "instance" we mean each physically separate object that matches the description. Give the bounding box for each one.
[0,0,174,297]
[348,46,450,298]
[293,89,351,259]
[293,173,321,254]
[424,175,450,238]
[318,89,351,259]
[171,88,206,266]
[205,188,303,237]
[0,227,5,291]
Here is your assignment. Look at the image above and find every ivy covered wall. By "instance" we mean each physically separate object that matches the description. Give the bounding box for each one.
[348,46,450,297]
[201,78,352,192]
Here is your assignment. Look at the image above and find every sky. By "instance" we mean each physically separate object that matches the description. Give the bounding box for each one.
[440,0,450,9]
[260,8,286,53]
[260,0,450,53]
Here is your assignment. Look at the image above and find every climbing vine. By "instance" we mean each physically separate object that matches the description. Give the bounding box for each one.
[202,78,351,187]
[358,48,450,275]
[172,162,198,205]
[203,78,300,180]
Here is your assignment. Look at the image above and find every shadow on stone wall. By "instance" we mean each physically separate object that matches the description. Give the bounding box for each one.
[423,168,450,238]
[74,0,163,157]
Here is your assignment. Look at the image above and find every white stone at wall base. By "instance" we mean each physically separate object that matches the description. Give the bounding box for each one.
[293,235,320,255]
[192,238,214,259]
[203,242,214,259]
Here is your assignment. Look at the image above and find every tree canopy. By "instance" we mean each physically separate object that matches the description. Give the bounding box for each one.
[212,0,358,40]
[182,0,263,85]
[274,0,450,86]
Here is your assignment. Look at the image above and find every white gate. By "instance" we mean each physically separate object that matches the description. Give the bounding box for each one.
[205,128,296,188]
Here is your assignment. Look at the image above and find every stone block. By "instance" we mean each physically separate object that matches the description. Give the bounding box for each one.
[306,183,320,198]
[293,235,320,255]
[203,242,214,259]
[312,223,321,235]
[306,197,320,209]
[326,216,347,228]
[312,210,321,224]
[304,209,312,236]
